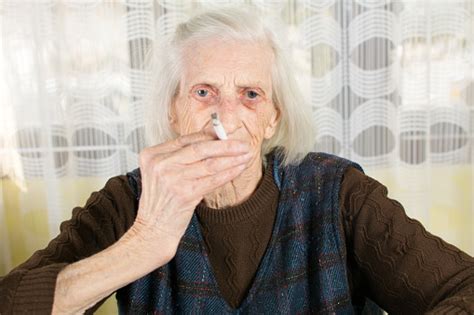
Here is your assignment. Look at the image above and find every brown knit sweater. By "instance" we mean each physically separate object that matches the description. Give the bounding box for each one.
[195,165,279,309]
[0,165,473,314]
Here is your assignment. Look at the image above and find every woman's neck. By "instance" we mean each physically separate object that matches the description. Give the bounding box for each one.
[202,155,263,209]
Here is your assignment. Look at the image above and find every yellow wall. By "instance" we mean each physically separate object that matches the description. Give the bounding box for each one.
[0,177,118,314]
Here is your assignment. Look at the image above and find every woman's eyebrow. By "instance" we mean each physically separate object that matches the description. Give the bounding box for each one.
[189,81,221,88]
[189,81,269,95]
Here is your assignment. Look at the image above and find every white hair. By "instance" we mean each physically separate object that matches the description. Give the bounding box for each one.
[145,6,315,166]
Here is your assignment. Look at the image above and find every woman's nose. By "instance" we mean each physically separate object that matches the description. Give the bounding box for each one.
[214,96,240,134]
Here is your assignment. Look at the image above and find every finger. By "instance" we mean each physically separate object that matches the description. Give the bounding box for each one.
[192,163,247,196]
[146,129,217,155]
[180,152,252,179]
[139,130,216,167]
[172,128,217,149]
[169,139,250,165]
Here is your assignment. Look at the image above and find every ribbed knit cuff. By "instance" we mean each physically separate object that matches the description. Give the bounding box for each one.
[12,263,68,314]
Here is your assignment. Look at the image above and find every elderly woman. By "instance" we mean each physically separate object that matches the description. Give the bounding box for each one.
[1,7,473,315]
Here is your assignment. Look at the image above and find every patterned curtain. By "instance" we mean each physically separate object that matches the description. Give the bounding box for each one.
[1,1,473,313]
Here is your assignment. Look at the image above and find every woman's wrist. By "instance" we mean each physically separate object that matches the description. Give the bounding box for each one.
[52,224,174,314]
[120,221,179,268]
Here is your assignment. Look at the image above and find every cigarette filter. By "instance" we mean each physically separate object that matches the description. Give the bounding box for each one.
[211,113,228,140]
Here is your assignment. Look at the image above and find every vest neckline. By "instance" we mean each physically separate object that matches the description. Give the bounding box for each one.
[185,150,286,311]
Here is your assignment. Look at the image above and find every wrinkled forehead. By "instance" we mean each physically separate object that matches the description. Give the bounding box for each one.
[180,38,274,90]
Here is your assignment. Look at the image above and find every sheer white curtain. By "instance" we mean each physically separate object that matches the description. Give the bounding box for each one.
[0,0,473,298]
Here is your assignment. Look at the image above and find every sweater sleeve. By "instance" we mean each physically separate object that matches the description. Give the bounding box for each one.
[0,175,137,315]
[340,167,474,314]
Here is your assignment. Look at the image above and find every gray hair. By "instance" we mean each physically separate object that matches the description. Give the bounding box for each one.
[145,6,315,166]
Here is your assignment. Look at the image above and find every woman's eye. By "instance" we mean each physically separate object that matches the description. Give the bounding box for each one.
[246,90,259,99]
[196,89,209,97]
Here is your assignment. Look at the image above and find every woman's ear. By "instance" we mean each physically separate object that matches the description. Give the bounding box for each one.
[264,104,281,139]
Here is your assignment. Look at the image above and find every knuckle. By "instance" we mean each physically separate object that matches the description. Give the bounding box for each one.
[162,137,176,147]
[174,186,191,203]
[203,159,217,175]
[225,141,235,151]
[190,143,203,156]
[174,136,186,147]
[224,141,239,154]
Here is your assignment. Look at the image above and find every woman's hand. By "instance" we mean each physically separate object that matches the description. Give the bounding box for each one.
[128,130,252,264]
[51,131,252,314]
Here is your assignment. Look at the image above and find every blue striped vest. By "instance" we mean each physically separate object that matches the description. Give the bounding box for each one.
[118,150,383,314]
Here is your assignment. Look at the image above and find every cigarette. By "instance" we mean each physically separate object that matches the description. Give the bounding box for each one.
[211,113,228,140]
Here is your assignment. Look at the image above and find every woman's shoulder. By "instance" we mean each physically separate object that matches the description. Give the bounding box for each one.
[101,173,137,200]
[94,174,137,210]
[280,150,364,176]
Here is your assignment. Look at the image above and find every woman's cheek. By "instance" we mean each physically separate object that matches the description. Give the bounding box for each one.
[241,98,261,110]
[243,113,266,147]
[251,107,277,142]
[177,100,209,134]
[256,103,274,132]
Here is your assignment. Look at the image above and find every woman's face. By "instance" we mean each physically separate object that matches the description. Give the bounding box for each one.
[170,38,280,158]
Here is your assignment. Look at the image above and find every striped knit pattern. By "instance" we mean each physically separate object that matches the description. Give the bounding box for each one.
[119,149,382,314]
